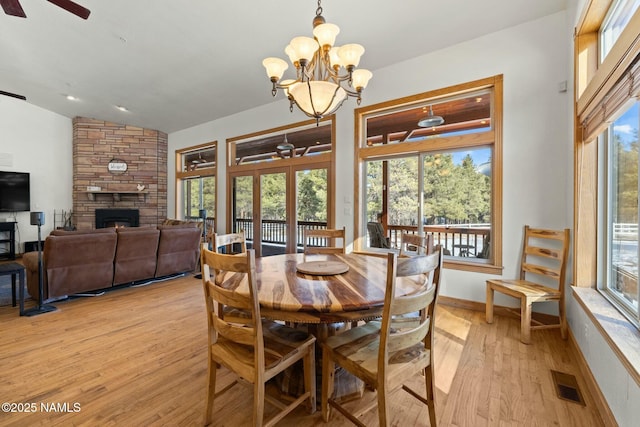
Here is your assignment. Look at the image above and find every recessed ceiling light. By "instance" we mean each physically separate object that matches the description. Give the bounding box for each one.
[66,95,78,101]
[116,105,129,112]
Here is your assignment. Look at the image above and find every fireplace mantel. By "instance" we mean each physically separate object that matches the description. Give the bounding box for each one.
[84,190,148,202]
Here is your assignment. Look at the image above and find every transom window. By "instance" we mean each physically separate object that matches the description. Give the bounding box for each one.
[355,76,503,274]
[227,122,331,166]
[600,0,640,61]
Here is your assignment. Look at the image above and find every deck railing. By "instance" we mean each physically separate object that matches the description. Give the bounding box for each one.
[233,218,490,257]
[387,224,490,258]
[234,218,327,247]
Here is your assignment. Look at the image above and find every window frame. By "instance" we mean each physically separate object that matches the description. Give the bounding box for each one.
[596,101,640,326]
[175,141,217,222]
[354,75,503,274]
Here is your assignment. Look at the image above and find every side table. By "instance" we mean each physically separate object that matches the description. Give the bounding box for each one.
[0,262,25,314]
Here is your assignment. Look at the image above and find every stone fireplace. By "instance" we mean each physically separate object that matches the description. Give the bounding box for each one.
[72,117,168,229]
[95,208,140,228]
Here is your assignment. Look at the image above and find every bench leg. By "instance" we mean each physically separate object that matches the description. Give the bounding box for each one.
[520,297,531,344]
[485,284,494,323]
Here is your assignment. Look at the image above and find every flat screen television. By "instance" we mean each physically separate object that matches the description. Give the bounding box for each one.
[0,171,31,212]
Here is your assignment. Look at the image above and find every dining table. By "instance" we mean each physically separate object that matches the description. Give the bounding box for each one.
[217,251,426,402]
[226,251,423,330]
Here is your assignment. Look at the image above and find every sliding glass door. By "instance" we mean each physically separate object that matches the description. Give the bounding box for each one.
[230,165,329,257]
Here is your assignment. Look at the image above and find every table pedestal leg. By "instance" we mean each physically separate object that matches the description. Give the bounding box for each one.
[308,323,365,403]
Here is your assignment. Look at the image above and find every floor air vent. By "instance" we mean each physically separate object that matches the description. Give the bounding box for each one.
[551,370,585,406]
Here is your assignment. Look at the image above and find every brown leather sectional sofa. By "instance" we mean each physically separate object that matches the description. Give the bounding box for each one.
[23,223,202,302]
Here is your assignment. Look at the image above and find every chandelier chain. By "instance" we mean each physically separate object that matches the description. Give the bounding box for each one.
[316,0,322,17]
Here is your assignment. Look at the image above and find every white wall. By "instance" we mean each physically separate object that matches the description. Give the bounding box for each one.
[568,297,640,425]
[170,11,572,304]
[0,97,73,250]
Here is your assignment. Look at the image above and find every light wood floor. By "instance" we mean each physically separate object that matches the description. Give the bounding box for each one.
[0,275,605,426]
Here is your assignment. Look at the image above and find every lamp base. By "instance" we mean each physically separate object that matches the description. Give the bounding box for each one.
[22,304,57,317]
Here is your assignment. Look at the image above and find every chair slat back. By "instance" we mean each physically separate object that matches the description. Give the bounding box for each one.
[212,315,255,346]
[380,249,442,362]
[304,227,346,254]
[201,248,261,350]
[213,231,247,255]
[399,233,434,257]
[389,283,437,318]
[518,226,570,291]
[386,318,432,354]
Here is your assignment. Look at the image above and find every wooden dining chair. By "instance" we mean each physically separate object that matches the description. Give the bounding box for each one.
[303,226,346,254]
[399,232,434,257]
[485,225,570,344]
[321,248,443,427]
[201,247,316,426]
[212,231,246,254]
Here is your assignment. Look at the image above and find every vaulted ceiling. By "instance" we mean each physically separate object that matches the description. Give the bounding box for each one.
[0,0,567,134]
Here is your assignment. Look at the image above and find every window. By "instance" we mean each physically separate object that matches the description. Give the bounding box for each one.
[575,0,640,331]
[355,76,503,273]
[176,143,216,224]
[226,118,334,256]
[599,101,640,325]
[600,0,640,61]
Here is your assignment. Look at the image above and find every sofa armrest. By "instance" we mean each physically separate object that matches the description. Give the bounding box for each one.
[43,232,118,298]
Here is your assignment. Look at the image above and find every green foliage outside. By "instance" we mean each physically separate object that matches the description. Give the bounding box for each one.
[366,151,491,226]
[234,175,253,219]
[297,169,327,222]
[184,176,215,218]
[232,169,327,221]
[612,132,638,223]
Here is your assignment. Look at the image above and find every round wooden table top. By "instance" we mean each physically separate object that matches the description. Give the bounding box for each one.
[222,252,423,324]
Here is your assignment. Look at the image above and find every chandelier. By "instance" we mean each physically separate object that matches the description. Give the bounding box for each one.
[262,0,372,122]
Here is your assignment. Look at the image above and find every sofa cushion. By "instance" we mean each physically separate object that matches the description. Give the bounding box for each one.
[113,227,160,285]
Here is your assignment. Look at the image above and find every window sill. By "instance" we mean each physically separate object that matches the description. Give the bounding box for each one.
[572,286,640,387]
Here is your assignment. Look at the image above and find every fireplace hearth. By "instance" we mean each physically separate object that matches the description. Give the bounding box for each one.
[95,209,140,228]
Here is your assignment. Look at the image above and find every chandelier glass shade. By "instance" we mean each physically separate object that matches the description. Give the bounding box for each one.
[262,0,372,121]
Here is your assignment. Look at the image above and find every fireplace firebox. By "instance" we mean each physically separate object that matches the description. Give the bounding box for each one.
[95,209,140,228]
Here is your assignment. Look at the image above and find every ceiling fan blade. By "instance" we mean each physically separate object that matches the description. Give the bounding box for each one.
[0,0,27,17]
[46,0,90,19]
[0,90,27,101]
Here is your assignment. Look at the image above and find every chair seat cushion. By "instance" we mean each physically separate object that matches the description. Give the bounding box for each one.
[211,320,315,381]
[323,321,430,388]
[487,279,560,299]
